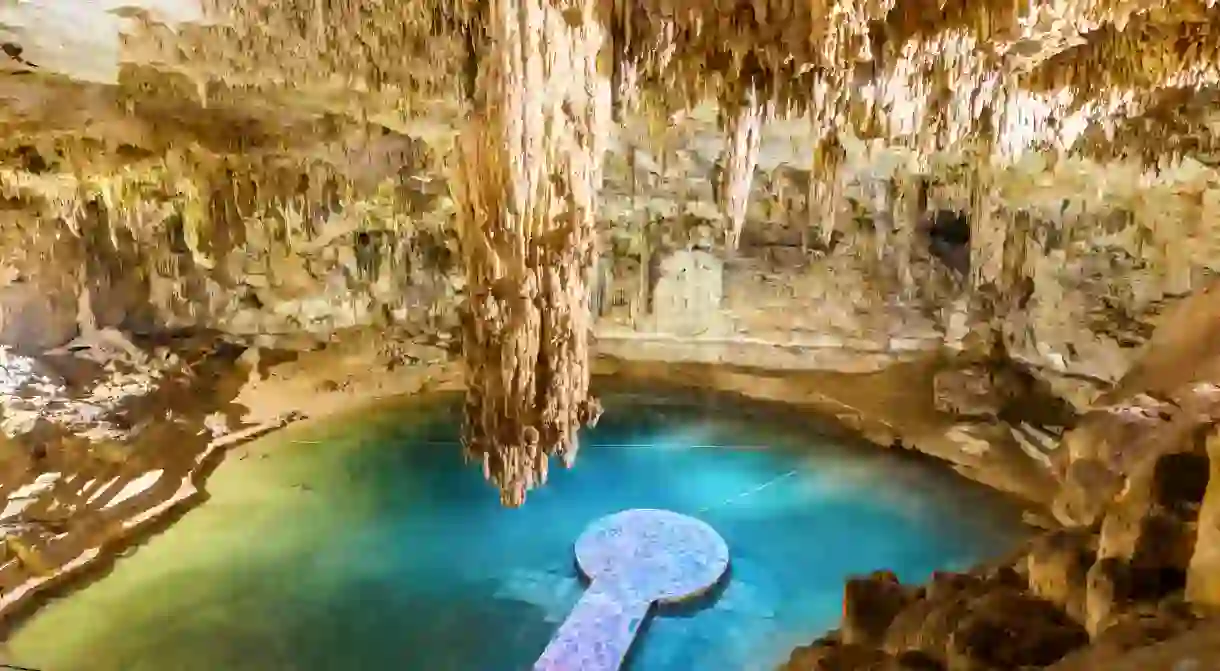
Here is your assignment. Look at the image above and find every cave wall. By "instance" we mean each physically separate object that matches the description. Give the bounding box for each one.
[0,145,1191,394]
[0,132,457,350]
[0,104,1213,419]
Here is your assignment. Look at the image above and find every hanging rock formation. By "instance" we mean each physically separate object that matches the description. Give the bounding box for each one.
[451,0,608,505]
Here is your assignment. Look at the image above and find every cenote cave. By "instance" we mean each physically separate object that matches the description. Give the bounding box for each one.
[5,390,1026,671]
[6,0,1220,668]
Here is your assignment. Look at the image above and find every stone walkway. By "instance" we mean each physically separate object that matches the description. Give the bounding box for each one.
[534,509,729,671]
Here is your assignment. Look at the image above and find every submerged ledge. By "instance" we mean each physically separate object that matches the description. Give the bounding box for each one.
[0,416,293,633]
[594,330,939,374]
[0,335,1055,645]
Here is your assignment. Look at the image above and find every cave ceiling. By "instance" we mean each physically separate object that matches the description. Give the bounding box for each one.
[2,0,1220,231]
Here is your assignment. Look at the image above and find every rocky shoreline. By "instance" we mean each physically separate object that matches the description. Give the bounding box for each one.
[781,293,1220,670]
[784,428,1220,670]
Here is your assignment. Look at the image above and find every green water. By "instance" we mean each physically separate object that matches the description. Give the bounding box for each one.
[7,392,1027,671]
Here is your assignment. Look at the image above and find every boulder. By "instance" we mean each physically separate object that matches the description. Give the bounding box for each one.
[1097,448,1208,590]
[1053,457,1124,527]
[1049,394,1191,527]
[1187,427,1220,608]
[782,640,944,671]
[842,570,919,647]
[1085,557,1133,637]
[883,585,978,662]
[1047,617,1220,671]
[944,588,1089,671]
[1025,527,1096,624]
[882,570,1023,664]
[0,282,79,352]
[782,638,893,671]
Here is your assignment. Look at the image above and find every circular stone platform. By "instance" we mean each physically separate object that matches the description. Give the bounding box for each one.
[574,508,730,604]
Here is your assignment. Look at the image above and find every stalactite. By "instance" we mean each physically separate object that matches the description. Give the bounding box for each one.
[1000,209,1034,311]
[1160,197,1196,296]
[629,146,651,325]
[717,84,765,250]
[893,175,920,294]
[968,117,1004,292]
[608,0,676,123]
[810,133,845,248]
[869,178,893,267]
[609,0,637,123]
[451,0,608,507]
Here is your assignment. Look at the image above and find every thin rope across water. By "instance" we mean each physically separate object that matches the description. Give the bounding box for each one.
[403,440,775,451]
[695,470,799,515]
[402,438,804,516]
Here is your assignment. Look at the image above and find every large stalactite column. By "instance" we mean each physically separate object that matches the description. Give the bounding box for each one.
[451,0,609,506]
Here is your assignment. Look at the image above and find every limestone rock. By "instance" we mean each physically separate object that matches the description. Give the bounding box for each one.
[871,566,1089,670]
[1050,396,1207,528]
[651,250,727,337]
[843,570,919,647]
[1097,449,1208,576]
[782,639,893,671]
[6,1,1220,667]
[944,588,1088,671]
[0,283,79,352]
[1048,605,1200,670]
[883,571,1004,663]
[782,638,943,671]
[1047,617,1220,671]
[1085,557,1133,638]
[932,366,1014,419]
[1052,457,1124,527]
[1187,427,1220,608]
[236,347,261,374]
[1025,527,1096,624]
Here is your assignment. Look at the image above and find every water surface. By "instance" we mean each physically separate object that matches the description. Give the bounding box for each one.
[8,391,1027,671]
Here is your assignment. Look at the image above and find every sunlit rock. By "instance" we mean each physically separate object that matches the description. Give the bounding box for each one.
[1187,427,1220,609]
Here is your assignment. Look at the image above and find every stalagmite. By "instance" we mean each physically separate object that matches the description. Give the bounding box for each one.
[450,0,608,506]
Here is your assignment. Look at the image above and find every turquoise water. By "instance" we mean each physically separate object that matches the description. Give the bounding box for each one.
[8,392,1026,671]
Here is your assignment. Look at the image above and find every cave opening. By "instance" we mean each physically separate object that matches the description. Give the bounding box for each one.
[924,210,971,276]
